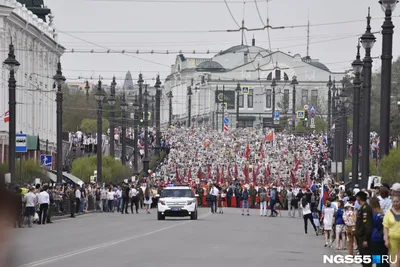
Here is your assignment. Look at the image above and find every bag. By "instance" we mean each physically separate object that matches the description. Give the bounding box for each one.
[242,190,249,200]
[145,195,150,201]
[290,193,298,206]
[206,194,212,202]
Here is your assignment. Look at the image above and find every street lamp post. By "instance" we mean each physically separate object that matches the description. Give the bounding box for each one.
[154,75,162,157]
[331,82,337,161]
[85,81,90,103]
[94,79,105,183]
[361,8,376,187]
[132,94,140,176]
[168,91,173,126]
[379,0,398,157]
[187,83,193,127]
[235,83,240,128]
[53,62,66,184]
[108,76,117,158]
[271,78,277,126]
[352,42,364,188]
[120,91,128,165]
[142,85,151,174]
[291,76,298,132]
[327,76,333,151]
[4,41,20,183]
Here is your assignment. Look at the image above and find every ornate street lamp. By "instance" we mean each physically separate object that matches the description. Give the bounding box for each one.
[53,62,66,184]
[142,85,151,174]
[4,41,20,183]
[327,76,333,151]
[154,75,162,157]
[291,76,298,132]
[85,80,90,103]
[131,94,140,175]
[271,78,277,126]
[94,79,105,183]
[235,82,241,128]
[379,0,398,157]
[108,77,117,158]
[360,8,376,186]
[351,42,363,187]
[120,91,128,165]
[167,91,173,126]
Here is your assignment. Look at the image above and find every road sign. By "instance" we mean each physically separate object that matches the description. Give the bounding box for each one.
[349,145,362,157]
[40,154,52,168]
[274,111,280,119]
[16,133,27,153]
[224,112,229,118]
[304,105,309,110]
[310,105,316,113]
[241,86,250,94]
[224,118,229,124]
[310,112,315,118]
[220,102,228,110]
[217,93,224,102]
[310,118,315,129]
[142,112,152,121]
[296,110,305,119]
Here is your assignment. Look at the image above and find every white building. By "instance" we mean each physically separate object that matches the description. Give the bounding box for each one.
[0,0,64,163]
[163,40,345,129]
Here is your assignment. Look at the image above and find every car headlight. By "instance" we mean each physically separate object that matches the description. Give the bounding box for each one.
[187,199,196,205]
[159,200,165,205]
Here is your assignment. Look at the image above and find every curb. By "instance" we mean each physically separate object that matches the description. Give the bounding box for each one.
[52,211,96,221]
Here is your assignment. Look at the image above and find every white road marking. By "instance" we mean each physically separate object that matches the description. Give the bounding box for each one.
[17,212,211,267]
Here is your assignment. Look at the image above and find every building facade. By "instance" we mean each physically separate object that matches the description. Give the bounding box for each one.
[163,41,345,130]
[0,0,64,163]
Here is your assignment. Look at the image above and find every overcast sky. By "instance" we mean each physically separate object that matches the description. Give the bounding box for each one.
[45,0,400,85]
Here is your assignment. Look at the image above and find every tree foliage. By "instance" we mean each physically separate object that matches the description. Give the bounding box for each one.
[343,160,378,182]
[71,156,131,183]
[0,159,49,184]
[295,118,326,133]
[378,147,400,184]
[80,118,110,134]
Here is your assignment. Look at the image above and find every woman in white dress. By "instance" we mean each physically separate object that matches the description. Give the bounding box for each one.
[323,200,335,247]
[144,186,152,214]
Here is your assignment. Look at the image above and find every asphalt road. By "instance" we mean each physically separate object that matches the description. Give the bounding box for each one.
[12,208,350,267]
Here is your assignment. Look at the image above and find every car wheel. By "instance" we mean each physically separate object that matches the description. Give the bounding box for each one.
[157,212,165,220]
[190,210,197,220]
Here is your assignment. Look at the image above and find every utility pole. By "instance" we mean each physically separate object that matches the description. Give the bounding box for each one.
[235,83,240,128]
[187,78,193,127]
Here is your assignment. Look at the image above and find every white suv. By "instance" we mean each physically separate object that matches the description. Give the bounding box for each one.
[157,186,198,220]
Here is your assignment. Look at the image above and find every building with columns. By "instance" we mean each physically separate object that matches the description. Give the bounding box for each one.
[163,40,345,130]
[0,0,64,164]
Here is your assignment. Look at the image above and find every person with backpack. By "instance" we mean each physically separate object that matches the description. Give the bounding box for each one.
[269,186,279,217]
[258,186,267,217]
[121,185,130,214]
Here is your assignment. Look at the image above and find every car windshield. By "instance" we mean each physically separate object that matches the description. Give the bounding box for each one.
[161,189,195,198]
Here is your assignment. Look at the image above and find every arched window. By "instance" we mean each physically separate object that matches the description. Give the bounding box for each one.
[267,72,272,80]
[284,73,289,81]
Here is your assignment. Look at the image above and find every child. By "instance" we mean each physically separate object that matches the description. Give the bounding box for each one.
[219,189,226,214]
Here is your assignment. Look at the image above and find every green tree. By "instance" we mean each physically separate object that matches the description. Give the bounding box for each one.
[80,118,109,134]
[343,160,378,182]
[0,159,49,184]
[71,156,131,183]
[378,147,400,184]
[295,117,326,133]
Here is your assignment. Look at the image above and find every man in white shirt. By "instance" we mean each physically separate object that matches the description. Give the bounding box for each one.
[23,187,37,227]
[75,185,82,214]
[130,187,139,214]
[209,184,219,214]
[37,187,50,225]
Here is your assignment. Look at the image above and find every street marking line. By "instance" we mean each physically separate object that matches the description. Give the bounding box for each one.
[17,212,211,267]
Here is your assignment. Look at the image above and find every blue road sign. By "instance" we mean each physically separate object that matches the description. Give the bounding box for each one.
[310,105,316,113]
[224,118,229,124]
[40,154,53,168]
[16,133,27,153]
[274,111,280,119]
[310,112,315,118]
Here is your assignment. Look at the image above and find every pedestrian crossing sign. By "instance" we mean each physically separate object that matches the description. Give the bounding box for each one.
[143,112,152,121]
[241,86,250,94]
[220,102,228,110]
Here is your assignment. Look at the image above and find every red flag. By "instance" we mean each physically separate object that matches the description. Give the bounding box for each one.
[197,167,203,179]
[264,167,268,184]
[267,166,271,177]
[252,167,256,185]
[188,168,192,180]
[277,172,281,187]
[221,166,225,184]
[207,165,212,179]
[291,171,297,185]
[234,164,238,179]
[259,143,265,159]
[244,165,249,184]
[184,169,187,181]
[3,110,9,123]
[175,167,180,183]
[227,166,232,182]
[264,131,274,142]
[216,166,220,184]
[306,171,311,187]
[244,143,250,159]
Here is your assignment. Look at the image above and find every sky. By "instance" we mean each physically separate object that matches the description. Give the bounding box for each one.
[44,0,400,85]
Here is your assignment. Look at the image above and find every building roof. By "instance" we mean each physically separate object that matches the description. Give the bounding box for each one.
[196,60,225,70]
[302,56,329,71]
[217,44,268,56]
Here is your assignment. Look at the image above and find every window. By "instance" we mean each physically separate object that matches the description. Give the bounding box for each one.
[275,69,281,81]
[238,94,244,108]
[160,189,194,198]
[266,89,272,108]
[301,90,308,107]
[237,120,254,128]
[284,73,289,81]
[283,89,290,110]
[247,89,254,108]
[267,73,272,81]
[311,90,318,106]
